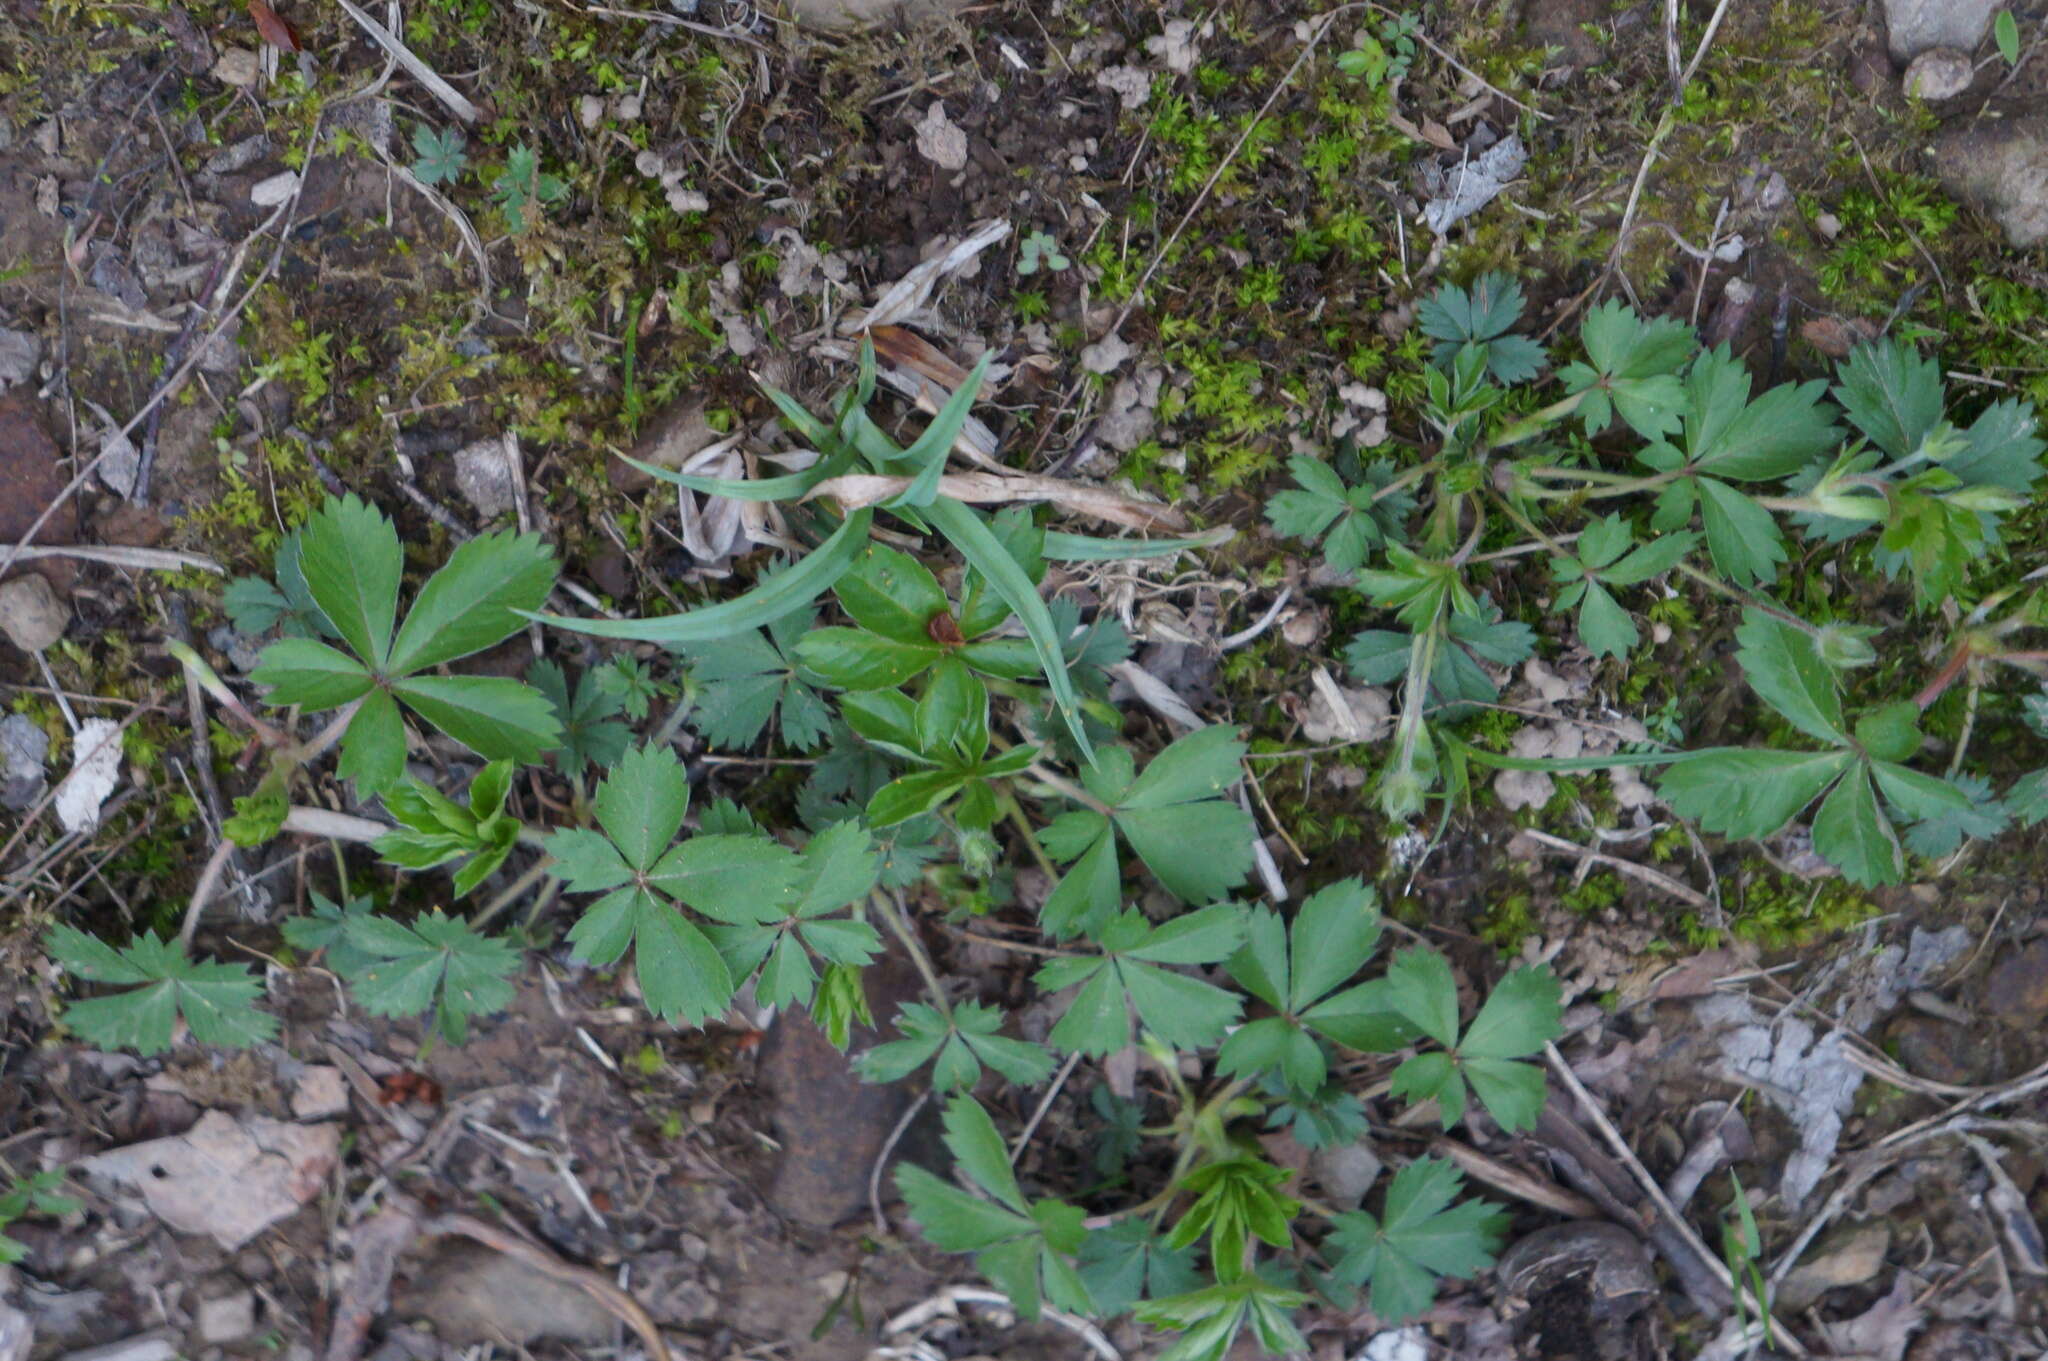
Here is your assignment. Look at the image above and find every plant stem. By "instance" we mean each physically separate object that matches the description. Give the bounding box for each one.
[1000,791,1060,879]
[473,857,555,928]
[872,888,951,1019]
[1673,562,1819,633]
[1025,763,1115,816]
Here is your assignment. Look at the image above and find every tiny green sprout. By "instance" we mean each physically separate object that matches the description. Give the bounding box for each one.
[410,125,467,186]
[1996,9,2020,65]
[1017,230,1070,276]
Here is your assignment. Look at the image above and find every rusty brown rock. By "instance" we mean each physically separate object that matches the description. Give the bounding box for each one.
[1888,1015,1988,1086]
[1985,938,2048,1025]
[0,394,77,552]
[608,401,718,495]
[754,955,926,1227]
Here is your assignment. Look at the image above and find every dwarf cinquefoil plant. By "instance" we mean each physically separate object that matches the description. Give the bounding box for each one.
[1266,271,2047,885]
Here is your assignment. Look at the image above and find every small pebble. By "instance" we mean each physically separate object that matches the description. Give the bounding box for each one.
[212,48,261,88]
[0,575,68,652]
[1903,48,1973,101]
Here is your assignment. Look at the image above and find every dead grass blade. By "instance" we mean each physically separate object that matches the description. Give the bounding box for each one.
[804,470,1187,532]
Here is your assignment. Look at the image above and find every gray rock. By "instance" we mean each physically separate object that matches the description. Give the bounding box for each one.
[1309,1141,1383,1208]
[207,625,264,673]
[452,435,517,520]
[0,575,68,652]
[392,1242,614,1346]
[0,715,48,811]
[57,1335,179,1361]
[0,1268,29,1361]
[0,331,38,389]
[1903,48,1974,100]
[194,1291,255,1344]
[1884,0,1998,61]
[1935,115,2048,249]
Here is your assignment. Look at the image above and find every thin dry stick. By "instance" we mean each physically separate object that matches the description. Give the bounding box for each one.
[1011,1051,1083,1163]
[1517,828,1711,910]
[1544,1042,1809,1356]
[869,1088,933,1238]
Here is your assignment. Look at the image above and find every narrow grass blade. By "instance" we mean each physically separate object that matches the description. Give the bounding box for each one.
[534,509,874,645]
[926,496,1091,760]
[888,352,993,510]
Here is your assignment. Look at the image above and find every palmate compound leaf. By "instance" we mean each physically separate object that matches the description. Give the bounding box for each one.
[1037,726,1256,939]
[544,743,803,1025]
[1263,457,1414,574]
[856,999,1057,1089]
[1215,878,1414,1093]
[337,911,519,1043]
[683,607,832,752]
[1034,904,1248,1056]
[528,659,632,779]
[1415,270,1546,384]
[1135,1275,1309,1361]
[1557,299,1696,439]
[703,820,884,1009]
[1325,1157,1507,1322]
[1549,516,1697,659]
[1077,1220,1204,1317]
[45,926,277,1055]
[1648,613,1983,884]
[894,1097,1092,1321]
[1383,950,1561,1132]
[250,495,561,788]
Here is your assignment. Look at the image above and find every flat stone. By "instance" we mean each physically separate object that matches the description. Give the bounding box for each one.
[0,330,38,388]
[780,0,964,29]
[1308,1141,1382,1208]
[1888,1015,1988,1087]
[0,715,47,812]
[289,1066,349,1121]
[1985,938,2048,1024]
[0,1288,28,1361]
[1884,0,1998,62]
[392,1241,614,1346]
[1519,0,1607,73]
[608,401,717,494]
[1935,115,2048,249]
[0,574,67,652]
[0,395,78,553]
[56,1335,178,1361]
[1777,1221,1889,1311]
[194,1291,255,1344]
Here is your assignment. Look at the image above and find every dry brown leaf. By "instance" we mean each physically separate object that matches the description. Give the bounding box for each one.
[869,324,971,389]
[247,0,301,50]
[803,470,1188,532]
